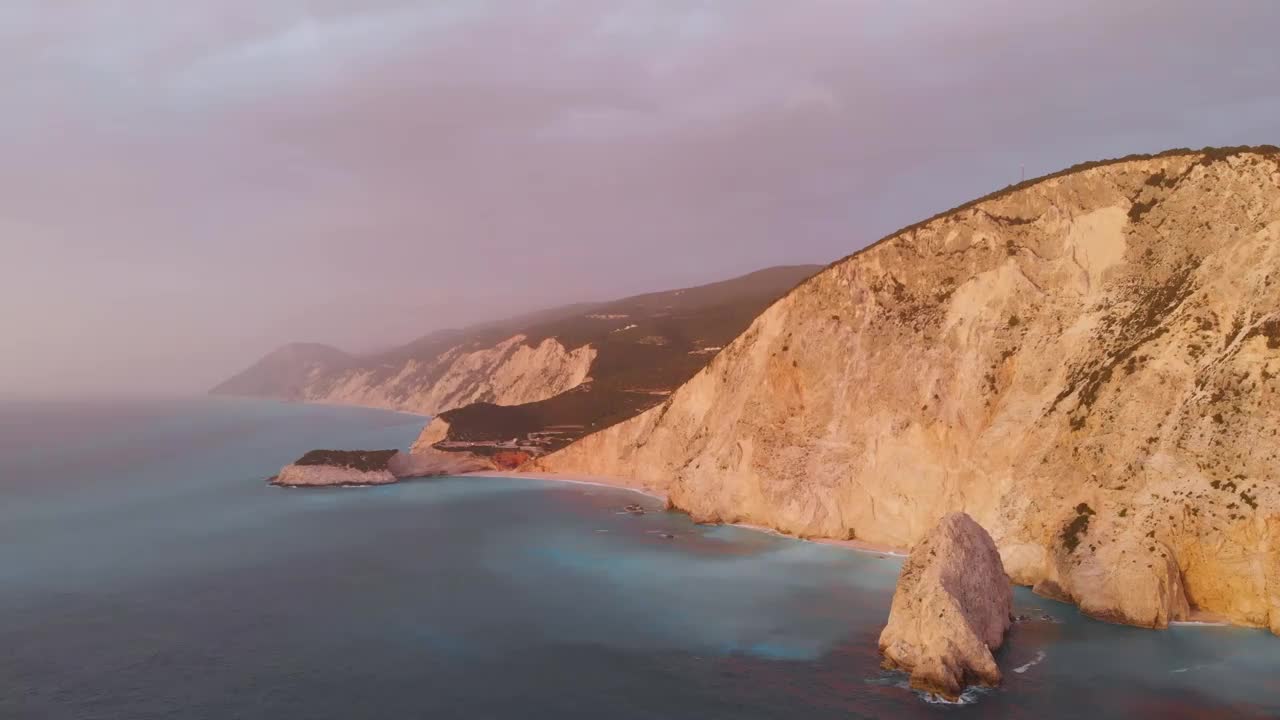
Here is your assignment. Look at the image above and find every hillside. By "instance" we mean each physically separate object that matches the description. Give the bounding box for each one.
[535,147,1280,634]
[214,265,819,450]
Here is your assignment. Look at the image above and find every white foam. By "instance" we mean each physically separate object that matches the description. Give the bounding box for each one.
[865,675,987,706]
[1013,650,1046,674]
[918,684,985,706]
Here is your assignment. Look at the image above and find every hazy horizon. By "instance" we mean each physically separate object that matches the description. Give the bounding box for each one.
[3,1,1278,395]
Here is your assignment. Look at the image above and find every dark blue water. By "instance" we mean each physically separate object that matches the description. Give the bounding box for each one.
[1,397,1277,719]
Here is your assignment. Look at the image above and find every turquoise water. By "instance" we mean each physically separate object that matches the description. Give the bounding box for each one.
[1,397,1276,718]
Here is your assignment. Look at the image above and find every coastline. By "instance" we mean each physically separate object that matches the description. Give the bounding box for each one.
[212,394,434,420]
[462,470,908,558]
[463,470,670,503]
[1176,611,1233,627]
[460,470,1258,629]
[297,396,432,419]
[734,521,909,558]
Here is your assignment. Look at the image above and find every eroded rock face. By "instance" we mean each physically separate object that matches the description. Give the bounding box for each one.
[411,417,452,453]
[537,149,1280,633]
[305,335,596,416]
[879,513,1012,700]
[1027,505,1191,628]
[387,448,496,478]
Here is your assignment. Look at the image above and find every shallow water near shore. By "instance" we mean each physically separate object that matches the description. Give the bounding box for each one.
[1,397,1277,718]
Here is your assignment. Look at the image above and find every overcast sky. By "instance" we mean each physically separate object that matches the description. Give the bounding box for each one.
[2,1,1278,395]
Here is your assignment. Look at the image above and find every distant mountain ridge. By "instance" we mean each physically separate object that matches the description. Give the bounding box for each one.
[211,343,354,399]
[213,265,820,450]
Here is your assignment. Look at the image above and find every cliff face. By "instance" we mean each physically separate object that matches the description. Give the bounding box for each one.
[537,149,1280,633]
[299,334,596,415]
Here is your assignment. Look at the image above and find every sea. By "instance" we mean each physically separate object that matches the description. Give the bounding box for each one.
[1,396,1277,719]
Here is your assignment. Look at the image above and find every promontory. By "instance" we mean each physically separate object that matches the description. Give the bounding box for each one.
[533,147,1280,635]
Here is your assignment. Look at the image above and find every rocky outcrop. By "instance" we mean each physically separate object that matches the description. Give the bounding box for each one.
[879,513,1012,700]
[274,464,398,487]
[1023,504,1191,628]
[536,148,1280,633]
[272,448,494,487]
[490,450,533,470]
[387,448,496,478]
[273,449,400,487]
[411,417,452,453]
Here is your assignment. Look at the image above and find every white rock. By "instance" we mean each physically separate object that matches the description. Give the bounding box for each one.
[879,513,1012,700]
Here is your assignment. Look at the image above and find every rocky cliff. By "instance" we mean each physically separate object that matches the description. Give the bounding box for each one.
[297,334,597,415]
[216,333,594,416]
[536,147,1280,634]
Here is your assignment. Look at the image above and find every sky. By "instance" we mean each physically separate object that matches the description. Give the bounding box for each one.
[1,1,1278,395]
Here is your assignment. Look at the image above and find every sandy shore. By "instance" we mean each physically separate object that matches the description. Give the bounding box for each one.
[462,470,907,557]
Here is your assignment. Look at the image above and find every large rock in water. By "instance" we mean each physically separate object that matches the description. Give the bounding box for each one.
[534,148,1280,634]
[879,513,1012,700]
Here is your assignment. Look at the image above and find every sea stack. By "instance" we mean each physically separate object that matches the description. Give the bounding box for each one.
[878,513,1012,701]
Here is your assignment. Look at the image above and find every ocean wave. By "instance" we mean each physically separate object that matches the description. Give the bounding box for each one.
[1170,662,1214,674]
[1013,650,1046,674]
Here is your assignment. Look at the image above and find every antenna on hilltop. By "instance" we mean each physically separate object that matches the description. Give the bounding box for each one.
[1020,163,1025,183]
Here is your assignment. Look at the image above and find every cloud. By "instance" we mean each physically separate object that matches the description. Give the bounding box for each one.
[1,0,1277,393]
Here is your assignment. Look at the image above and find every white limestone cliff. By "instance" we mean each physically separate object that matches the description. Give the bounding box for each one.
[411,417,452,453]
[535,150,1280,634]
[303,335,596,416]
